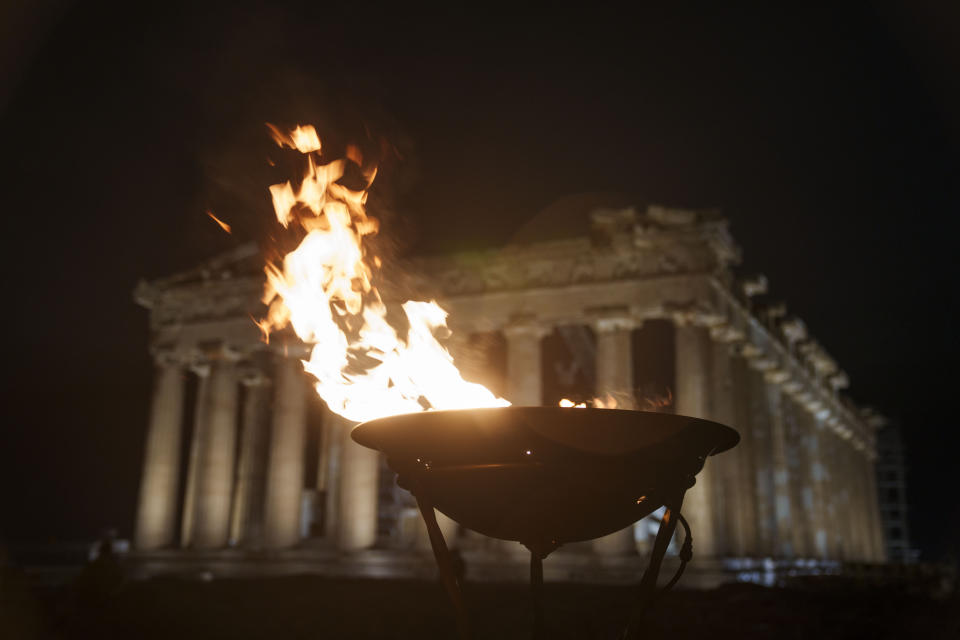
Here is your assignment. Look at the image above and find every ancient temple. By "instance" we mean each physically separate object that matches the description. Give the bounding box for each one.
[131,201,886,582]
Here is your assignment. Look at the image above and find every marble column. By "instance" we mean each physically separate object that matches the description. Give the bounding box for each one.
[674,323,718,557]
[264,356,309,549]
[708,339,743,556]
[786,401,814,558]
[337,417,380,551]
[851,444,872,561]
[180,365,209,548]
[865,449,884,562]
[190,358,240,549]
[820,426,843,559]
[134,357,186,550]
[322,411,344,543]
[836,435,856,559]
[807,414,829,559]
[845,441,864,561]
[592,316,638,556]
[730,353,758,557]
[228,371,272,547]
[747,367,777,557]
[504,322,546,406]
[781,394,810,557]
[864,452,886,562]
[317,406,332,495]
[764,378,795,557]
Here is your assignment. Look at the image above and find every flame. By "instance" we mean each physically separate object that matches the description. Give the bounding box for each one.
[207,211,232,233]
[558,388,672,411]
[558,395,616,409]
[259,124,509,423]
[266,123,322,153]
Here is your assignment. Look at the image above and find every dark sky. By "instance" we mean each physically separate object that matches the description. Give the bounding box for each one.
[1,2,957,561]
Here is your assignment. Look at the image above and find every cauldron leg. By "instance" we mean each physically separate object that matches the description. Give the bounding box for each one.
[623,491,687,639]
[415,495,473,640]
[529,548,545,639]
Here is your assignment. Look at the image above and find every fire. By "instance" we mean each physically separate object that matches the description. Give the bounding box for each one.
[558,388,672,411]
[207,211,231,233]
[557,396,615,409]
[259,124,509,423]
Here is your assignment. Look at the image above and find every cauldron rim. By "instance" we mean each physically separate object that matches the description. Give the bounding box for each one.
[351,406,739,460]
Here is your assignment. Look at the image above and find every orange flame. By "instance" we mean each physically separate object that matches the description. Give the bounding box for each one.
[558,395,616,409]
[259,124,509,423]
[559,388,672,411]
[207,211,231,234]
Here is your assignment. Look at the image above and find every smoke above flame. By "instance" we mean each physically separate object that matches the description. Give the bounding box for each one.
[259,124,509,423]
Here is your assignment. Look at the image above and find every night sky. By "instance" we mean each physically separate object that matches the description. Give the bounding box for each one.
[1,3,957,562]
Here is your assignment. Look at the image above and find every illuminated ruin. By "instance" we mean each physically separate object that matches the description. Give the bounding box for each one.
[131,201,885,582]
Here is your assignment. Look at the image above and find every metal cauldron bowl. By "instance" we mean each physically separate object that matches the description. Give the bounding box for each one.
[352,407,738,547]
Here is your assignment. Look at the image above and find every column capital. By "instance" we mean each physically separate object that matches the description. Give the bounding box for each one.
[665,300,725,328]
[151,347,186,368]
[709,323,746,344]
[266,332,313,359]
[739,274,769,298]
[591,316,635,333]
[736,343,764,360]
[584,306,635,333]
[189,360,211,377]
[779,316,808,347]
[763,368,791,385]
[828,371,850,390]
[798,341,839,378]
[195,339,243,362]
[240,368,271,387]
[237,350,275,387]
[785,383,807,398]
[750,356,778,372]
[670,309,727,328]
[781,379,802,394]
[503,316,551,340]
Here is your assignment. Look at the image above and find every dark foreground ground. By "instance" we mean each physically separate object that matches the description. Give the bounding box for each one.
[3,570,958,640]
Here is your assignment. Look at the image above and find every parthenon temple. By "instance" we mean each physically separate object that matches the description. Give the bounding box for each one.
[131,198,885,582]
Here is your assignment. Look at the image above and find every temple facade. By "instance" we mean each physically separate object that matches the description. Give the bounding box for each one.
[131,203,886,582]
